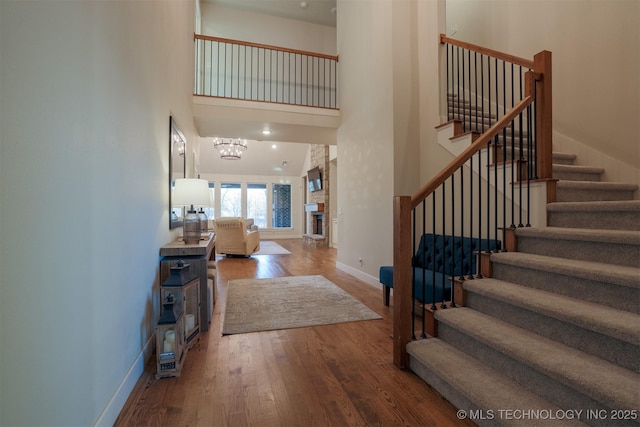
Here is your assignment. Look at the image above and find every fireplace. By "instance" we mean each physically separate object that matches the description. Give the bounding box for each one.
[303,203,328,247]
[312,213,323,235]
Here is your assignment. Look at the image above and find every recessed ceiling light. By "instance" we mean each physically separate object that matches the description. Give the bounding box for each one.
[272,144,277,149]
[262,130,271,135]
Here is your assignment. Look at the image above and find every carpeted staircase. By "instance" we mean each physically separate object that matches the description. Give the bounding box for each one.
[407,148,640,426]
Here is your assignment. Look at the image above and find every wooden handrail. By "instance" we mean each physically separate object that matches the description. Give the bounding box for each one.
[194,33,339,62]
[440,34,534,69]
[411,95,534,209]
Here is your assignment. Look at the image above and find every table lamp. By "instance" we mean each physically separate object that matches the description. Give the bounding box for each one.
[173,178,210,244]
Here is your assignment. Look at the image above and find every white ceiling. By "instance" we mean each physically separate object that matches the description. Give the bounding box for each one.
[196,0,338,176]
[204,0,337,27]
[200,138,311,177]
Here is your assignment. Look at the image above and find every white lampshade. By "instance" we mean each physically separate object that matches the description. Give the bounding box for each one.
[173,179,210,208]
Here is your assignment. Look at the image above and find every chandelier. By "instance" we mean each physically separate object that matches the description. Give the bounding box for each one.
[213,137,248,160]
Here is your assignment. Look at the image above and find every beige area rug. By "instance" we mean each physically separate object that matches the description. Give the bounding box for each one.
[223,275,382,335]
[254,240,291,255]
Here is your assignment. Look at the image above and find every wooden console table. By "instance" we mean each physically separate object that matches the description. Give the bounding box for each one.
[160,233,215,332]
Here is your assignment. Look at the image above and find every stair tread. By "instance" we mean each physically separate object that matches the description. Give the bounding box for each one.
[552,164,604,173]
[557,180,639,190]
[407,339,587,426]
[514,226,640,245]
[491,252,640,288]
[435,308,640,410]
[547,200,640,212]
[464,278,640,344]
[552,152,578,160]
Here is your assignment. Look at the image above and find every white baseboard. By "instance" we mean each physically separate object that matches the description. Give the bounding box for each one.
[336,262,381,290]
[93,336,154,427]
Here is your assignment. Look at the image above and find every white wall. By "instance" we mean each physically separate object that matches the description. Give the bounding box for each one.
[200,3,336,56]
[0,0,195,425]
[418,0,450,186]
[446,0,640,176]
[336,0,396,285]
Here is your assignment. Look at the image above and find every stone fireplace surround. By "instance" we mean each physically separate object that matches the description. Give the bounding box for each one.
[303,144,330,247]
[303,203,326,247]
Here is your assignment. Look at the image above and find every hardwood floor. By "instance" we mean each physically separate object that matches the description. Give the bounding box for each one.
[115,239,475,427]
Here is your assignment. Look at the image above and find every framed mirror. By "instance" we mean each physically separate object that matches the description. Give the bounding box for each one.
[169,116,186,229]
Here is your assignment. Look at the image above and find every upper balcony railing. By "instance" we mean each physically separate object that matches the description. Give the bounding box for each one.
[194,34,339,109]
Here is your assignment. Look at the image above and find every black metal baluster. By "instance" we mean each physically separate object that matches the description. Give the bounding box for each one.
[420,200,427,338]
[431,199,437,311]
[454,46,458,122]
[496,60,503,251]
[446,44,451,121]
[526,104,537,227]
[510,65,519,229]
[263,48,266,101]
[242,45,247,99]
[459,167,465,281]
[211,41,215,96]
[223,42,227,97]
[481,54,485,132]
[440,183,447,309]
[474,51,478,131]
[467,49,473,131]
[477,142,483,278]
[411,208,417,340]
[518,98,525,228]
[487,138,492,255]
[468,148,474,280]
[532,84,538,180]
[487,56,491,129]
[450,173,456,308]
[307,56,310,105]
[461,48,466,131]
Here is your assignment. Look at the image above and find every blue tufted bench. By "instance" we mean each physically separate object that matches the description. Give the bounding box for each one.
[379,233,501,306]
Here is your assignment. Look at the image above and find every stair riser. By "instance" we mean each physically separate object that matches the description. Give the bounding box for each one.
[516,236,640,268]
[447,119,528,136]
[465,292,640,372]
[436,323,631,427]
[548,211,640,231]
[409,341,590,427]
[553,157,576,166]
[408,358,485,426]
[503,147,573,165]
[448,105,495,116]
[449,110,493,120]
[556,188,636,202]
[553,171,602,182]
[491,263,640,314]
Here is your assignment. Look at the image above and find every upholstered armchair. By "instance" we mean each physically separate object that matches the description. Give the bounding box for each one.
[214,217,260,256]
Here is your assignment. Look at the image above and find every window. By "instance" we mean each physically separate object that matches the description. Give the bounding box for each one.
[203,182,215,219]
[208,180,293,230]
[247,183,267,228]
[220,182,242,217]
[272,184,292,228]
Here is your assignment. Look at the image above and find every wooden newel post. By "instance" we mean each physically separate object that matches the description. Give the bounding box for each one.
[534,50,552,180]
[393,195,413,369]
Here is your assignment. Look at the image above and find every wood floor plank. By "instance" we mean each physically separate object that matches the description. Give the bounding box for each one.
[115,239,475,427]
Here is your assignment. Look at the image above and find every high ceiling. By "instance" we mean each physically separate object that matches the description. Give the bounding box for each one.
[204,0,337,27]
[197,0,338,177]
[200,138,312,178]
